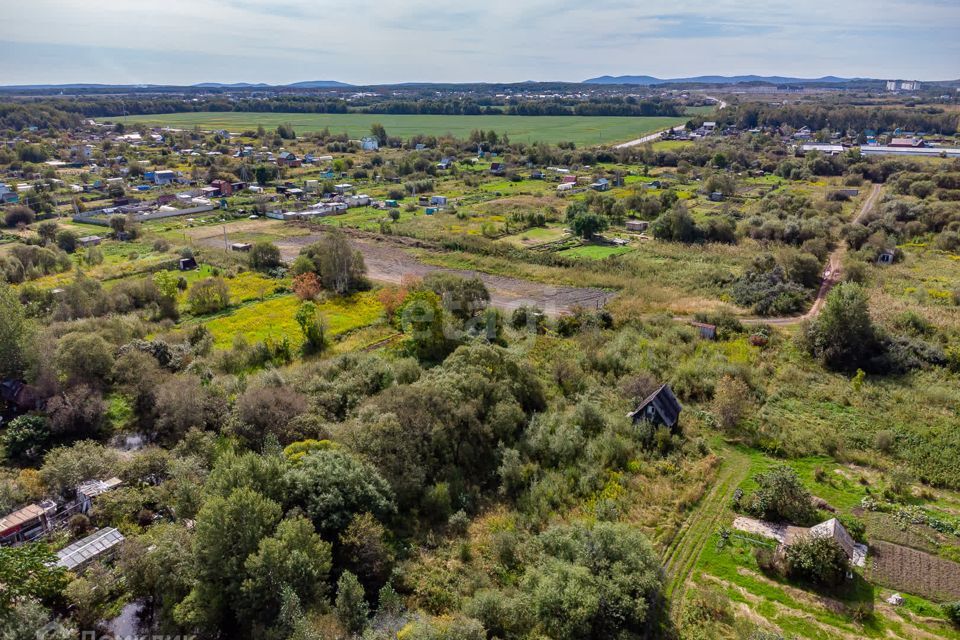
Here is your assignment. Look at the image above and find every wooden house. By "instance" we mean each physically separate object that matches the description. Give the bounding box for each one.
[628,384,682,429]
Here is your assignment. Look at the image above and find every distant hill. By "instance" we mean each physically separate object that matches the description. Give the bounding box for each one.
[584,75,864,85]
[191,82,272,88]
[285,80,353,88]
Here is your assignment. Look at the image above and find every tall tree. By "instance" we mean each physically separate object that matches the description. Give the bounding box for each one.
[240,516,332,628]
[804,282,879,371]
[178,488,282,632]
[0,283,28,379]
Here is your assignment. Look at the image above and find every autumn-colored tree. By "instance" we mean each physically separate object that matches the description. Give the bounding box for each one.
[376,286,408,324]
[292,272,321,301]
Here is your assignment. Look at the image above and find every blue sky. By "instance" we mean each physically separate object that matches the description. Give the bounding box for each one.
[2,0,958,85]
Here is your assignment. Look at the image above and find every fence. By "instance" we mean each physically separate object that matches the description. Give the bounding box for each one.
[73,204,217,226]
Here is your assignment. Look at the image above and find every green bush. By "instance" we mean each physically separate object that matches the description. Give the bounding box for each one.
[785,535,849,587]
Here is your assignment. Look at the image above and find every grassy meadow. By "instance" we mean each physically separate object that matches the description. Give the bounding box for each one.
[104,112,690,146]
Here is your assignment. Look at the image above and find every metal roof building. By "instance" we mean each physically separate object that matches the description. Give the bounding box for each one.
[860,146,960,158]
[56,527,125,571]
[800,143,844,155]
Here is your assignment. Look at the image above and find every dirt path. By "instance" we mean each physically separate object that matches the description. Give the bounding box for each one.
[200,228,615,316]
[614,125,686,149]
[743,183,882,326]
[662,447,751,620]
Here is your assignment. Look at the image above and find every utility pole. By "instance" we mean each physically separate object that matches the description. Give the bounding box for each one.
[222,225,228,252]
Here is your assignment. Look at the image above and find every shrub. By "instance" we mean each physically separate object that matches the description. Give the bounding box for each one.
[56,230,77,253]
[249,241,282,271]
[712,375,752,432]
[742,465,818,525]
[335,571,368,633]
[295,301,327,354]
[943,601,960,626]
[874,429,895,453]
[187,277,230,315]
[802,283,880,372]
[4,205,35,228]
[2,415,50,462]
[785,535,849,587]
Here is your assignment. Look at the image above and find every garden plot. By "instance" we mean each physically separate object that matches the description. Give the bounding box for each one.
[868,541,960,602]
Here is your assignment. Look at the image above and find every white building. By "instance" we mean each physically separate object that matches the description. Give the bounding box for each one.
[860,145,960,158]
[800,143,844,155]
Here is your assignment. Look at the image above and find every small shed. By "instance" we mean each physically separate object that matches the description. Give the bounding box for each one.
[877,249,895,265]
[77,235,102,248]
[709,192,726,202]
[56,527,125,572]
[626,220,649,233]
[627,384,682,429]
[0,503,50,544]
[809,518,856,560]
[0,379,38,411]
[690,321,717,340]
[230,242,252,252]
[76,477,123,513]
[179,257,198,271]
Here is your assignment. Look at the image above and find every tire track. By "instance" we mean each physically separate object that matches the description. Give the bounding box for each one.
[662,449,751,619]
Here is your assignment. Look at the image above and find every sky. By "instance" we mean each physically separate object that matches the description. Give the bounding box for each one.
[2,0,959,85]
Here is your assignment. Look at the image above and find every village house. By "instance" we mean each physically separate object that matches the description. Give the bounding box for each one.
[625,220,649,233]
[210,179,233,197]
[591,178,611,191]
[889,137,925,148]
[628,384,682,429]
[278,151,302,168]
[77,235,103,248]
[360,137,380,151]
[153,170,176,185]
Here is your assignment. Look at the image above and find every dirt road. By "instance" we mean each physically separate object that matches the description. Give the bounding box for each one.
[742,182,882,326]
[200,228,615,316]
[614,125,686,149]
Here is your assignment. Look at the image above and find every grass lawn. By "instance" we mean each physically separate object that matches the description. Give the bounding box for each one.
[681,445,960,639]
[501,226,569,247]
[104,113,690,146]
[200,291,383,350]
[558,243,634,260]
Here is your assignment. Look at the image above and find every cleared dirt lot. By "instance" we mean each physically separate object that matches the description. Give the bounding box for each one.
[195,223,614,315]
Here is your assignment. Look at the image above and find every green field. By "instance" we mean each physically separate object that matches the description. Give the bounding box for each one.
[558,243,634,259]
[104,113,691,146]
[200,291,383,350]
